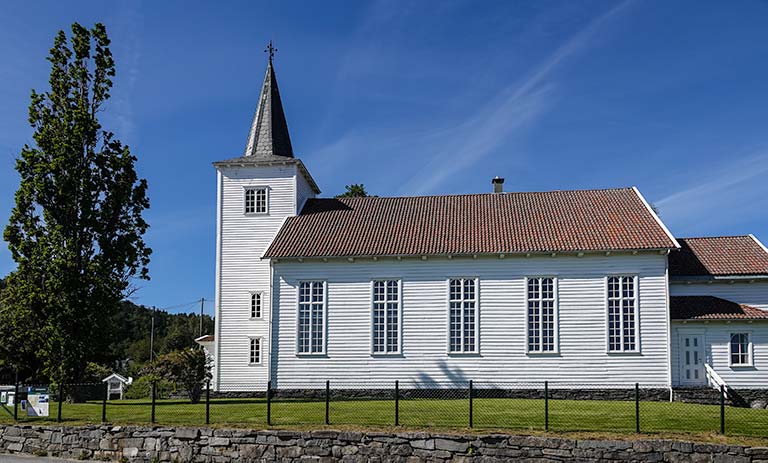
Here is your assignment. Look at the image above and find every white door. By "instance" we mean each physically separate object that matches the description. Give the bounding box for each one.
[680,332,706,386]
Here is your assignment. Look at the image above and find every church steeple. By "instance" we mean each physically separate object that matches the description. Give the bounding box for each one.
[243,41,294,158]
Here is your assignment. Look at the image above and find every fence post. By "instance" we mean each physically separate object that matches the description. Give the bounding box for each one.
[635,383,640,433]
[205,380,210,425]
[394,380,399,426]
[325,380,330,425]
[267,380,272,426]
[13,377,19,421]
[720,384,725,434]
[57,383,63,423]
[102,382,108,422]
[151,381,157,424]
[544,381,549,431]
[468,380,474,428]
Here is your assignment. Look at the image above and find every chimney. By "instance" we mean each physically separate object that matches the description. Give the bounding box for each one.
[492,176,505,193]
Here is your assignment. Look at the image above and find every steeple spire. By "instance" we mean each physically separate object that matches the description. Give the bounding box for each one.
[243,42,294,158]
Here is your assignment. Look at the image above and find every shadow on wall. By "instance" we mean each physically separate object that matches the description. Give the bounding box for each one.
[415,359,469,386]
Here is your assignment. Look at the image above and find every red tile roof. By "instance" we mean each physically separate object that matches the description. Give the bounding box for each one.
[671,296,768,320]
[669,236,768,277]
[264,188,678,259]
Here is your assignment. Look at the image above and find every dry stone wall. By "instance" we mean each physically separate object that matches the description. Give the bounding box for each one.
[2,424,768,462]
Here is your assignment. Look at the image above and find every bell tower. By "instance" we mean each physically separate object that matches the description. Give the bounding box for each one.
[210,44,319,390]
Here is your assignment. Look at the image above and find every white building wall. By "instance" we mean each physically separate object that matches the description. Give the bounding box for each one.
[295,170,315,213]
[270,253,671,388]
[671,322,768,388]
[215,164,298,389]
[670,281,768,310]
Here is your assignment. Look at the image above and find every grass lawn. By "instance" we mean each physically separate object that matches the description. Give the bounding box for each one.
[2,397,767,440]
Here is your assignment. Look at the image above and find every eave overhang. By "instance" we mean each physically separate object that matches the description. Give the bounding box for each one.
[212,157,321,194]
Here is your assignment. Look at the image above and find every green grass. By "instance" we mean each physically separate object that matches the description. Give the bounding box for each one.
[2,397,767,440]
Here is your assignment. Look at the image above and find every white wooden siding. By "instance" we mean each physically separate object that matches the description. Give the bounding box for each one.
[270,253,670,388]
[215,164,297,389]
[295,169,315,213]
[670,281,768,310]
[671,322,768,388]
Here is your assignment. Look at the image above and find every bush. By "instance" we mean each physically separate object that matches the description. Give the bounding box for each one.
[124,376,174,399]
[142,348,211,403]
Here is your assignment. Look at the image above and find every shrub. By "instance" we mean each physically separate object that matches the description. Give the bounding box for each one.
[142,348,212,403]
[124,376,174,400]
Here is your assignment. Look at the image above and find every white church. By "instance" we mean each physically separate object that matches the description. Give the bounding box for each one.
[198,52,768,401]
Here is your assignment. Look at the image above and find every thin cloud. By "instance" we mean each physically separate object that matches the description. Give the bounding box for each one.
[655,151,768,231]
[308,1,634,196]
[397,0,634,195]
[104,2,143,141]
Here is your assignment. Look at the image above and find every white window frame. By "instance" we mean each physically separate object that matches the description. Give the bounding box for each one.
[525,276,559,354]
[447,277,479,354]
[370,279,402,356]
[248,337,262,365]
[296,280,327,356]
[249,291,263,319]
[729,331,753,367]
[605,275,640,354]
[244,186,269,215]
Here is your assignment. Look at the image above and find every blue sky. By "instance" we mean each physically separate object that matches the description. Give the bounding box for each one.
[1,1,768,315]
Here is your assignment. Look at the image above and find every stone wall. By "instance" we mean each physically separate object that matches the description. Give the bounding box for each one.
[2,424,768,462]
[212,387,671,402]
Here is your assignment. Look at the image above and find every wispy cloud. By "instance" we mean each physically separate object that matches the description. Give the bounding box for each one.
[399,0,633,195]
[307,0,634,195]
[105,2,143,142]
[655,150,768,233]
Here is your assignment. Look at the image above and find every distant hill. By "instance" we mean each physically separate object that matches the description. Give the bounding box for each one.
[107,301,215,377]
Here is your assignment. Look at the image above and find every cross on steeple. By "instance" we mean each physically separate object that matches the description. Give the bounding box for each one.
[264,40,277,62]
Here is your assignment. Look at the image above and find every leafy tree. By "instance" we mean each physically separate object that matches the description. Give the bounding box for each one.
[143,348,212,403]
[336,184,369,198]
[1,23,151,384]
[83,362,111,383]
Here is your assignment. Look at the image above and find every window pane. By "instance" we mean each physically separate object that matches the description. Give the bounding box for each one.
[372,280,400,354]
[298,282,324,354]
[608,276,636,352]
[449,278,476,353]
[255,188,267,213]
[251,293,261,318]
[731,333,749,365]
[250,338,260,364]
[527,278,556,352]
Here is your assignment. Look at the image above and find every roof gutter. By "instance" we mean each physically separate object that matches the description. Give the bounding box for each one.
[265,247,677,262]
[670,275,768,283]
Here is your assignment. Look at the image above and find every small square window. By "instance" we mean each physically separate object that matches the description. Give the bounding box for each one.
[245,187,268,214]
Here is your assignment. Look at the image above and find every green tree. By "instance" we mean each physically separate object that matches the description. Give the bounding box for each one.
[1,23,151,384]
[143,348,212,403]
[336,184,369,198]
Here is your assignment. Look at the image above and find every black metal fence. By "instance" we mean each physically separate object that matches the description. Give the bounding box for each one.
[2,380,767,438]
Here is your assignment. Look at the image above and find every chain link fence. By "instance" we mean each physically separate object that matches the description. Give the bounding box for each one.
[1,381,767,438]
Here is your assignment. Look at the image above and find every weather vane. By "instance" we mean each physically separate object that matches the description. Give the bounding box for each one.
[265,40,277,62]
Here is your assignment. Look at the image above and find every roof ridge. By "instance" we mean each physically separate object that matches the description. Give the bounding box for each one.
[678,235,754,240]
[315,187,636,201]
